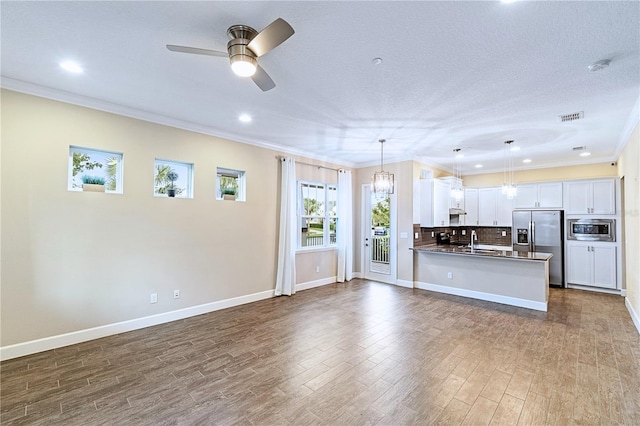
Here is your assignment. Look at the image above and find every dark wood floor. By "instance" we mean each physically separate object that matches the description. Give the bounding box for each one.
[1,280,639,425]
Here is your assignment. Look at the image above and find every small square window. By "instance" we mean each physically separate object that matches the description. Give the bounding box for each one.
[69,146,123,193]
[154,159,194,198]
[216,168,245,201]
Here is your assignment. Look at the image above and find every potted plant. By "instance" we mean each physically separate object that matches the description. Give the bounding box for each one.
[222,187,236,200]
[167,170,178,197]
[82,175,106,192]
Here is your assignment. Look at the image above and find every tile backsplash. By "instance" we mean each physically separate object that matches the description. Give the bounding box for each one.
[413,224,512,247]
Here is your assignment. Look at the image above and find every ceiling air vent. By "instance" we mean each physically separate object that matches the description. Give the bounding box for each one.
[559,111,584,122]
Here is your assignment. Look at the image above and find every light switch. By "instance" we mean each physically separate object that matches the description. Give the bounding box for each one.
[415,233,419,239]
[502,231,507,237]
[462,230,466,235]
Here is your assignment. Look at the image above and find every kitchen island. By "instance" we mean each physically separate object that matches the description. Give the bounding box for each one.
[412,245,552,311]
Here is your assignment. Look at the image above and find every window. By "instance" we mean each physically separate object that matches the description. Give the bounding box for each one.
[154,159,194,198]
[298,181,337,249]
[68,146,123,193]
[216,168,245,201]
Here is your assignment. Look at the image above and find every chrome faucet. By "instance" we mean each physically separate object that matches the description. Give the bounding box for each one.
[470,230,478,249]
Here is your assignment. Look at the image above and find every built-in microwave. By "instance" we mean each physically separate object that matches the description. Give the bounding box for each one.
[567,218,615,242]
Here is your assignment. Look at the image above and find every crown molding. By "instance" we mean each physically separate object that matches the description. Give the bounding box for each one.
[0,77,357,169]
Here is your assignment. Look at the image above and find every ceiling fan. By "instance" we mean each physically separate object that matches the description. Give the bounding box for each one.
[167,18,295,92]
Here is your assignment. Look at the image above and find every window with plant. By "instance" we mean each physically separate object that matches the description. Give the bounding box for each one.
[68,146,123,193]
[216,168,245,201]
[298,181,338,249]
[154,159,193,198]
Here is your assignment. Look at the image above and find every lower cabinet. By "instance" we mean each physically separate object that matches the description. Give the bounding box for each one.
[566,242,617,289]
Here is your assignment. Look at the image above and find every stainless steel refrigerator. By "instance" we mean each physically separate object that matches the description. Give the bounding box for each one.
[512,210,564,287]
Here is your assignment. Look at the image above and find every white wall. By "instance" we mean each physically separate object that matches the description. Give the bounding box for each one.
[618,121,640,333]
[0,90,349,352]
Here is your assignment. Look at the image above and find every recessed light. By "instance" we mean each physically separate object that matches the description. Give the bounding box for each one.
[59,60,83,73]
[238,114,252,123]
[474,164,483,169]
[579,152,591,157]
[372,57,383,65]
[522,159,532,163]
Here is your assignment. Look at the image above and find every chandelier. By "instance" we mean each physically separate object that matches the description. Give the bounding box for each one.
[451,148,464,201]
[371,139,394,198]
[502,140,517,199]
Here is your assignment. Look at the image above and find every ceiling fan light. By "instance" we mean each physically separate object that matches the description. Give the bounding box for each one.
[230,55,257,77]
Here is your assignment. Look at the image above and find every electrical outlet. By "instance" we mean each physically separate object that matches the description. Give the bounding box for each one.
[150,293,158,304]
[431,232,435,238]
[452,230,456,235]
[316,266,320,273]
[173,290,180,299]
[462,230,466,236]
[415,232,419,239]
[447,272,453,279]
[502,230,507,237]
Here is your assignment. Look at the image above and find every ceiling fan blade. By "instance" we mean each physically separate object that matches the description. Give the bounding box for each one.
[166,45,227,58]
[251,65,276,91]
[247,18,294,57]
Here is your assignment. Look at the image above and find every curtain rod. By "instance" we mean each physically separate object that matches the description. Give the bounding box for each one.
[276,155,340,172]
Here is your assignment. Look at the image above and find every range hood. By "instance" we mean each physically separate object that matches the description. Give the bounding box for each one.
[449,208,467,216]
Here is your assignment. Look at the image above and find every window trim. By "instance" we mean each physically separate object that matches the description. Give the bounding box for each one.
[216,167,246,201]
[68,146,124,193]
[297,180,338,251]
[153,158,194,199]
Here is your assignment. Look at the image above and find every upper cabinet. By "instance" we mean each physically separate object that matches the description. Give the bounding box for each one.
[477,187,513,227]
[463,188,479,226]
[419,179,450,227]
[439,176,464,210]
[514,182,563,209]
[564,179,616,215]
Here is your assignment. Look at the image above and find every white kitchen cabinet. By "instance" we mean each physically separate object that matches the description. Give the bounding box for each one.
[463,188,479,226]
[478,187,514,227]
[514,182,563,209]
[497,194,514,226]
[566,242,617,289]
[420,179,450,227]
[564,179,616,215]
[439,177,464,210]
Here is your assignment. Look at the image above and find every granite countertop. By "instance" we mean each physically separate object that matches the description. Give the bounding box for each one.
[411,244,553,261]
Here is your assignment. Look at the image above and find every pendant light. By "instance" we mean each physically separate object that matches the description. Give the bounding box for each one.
[502,140,517,199]
[451,148,464,201]
[371,139,394,198]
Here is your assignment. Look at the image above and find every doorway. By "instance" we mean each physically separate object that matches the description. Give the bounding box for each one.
[362,184,397,284]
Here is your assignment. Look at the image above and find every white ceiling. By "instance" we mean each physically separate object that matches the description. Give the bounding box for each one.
[2,1,639,174]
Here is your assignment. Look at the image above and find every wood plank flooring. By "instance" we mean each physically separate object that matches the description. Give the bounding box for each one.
[1,280,639,425]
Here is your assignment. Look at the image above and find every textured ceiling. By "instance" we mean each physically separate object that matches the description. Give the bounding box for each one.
[1,1,639,174]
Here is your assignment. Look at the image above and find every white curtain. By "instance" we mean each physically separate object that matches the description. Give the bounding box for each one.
[275,157,297,296]
[337,169,353,282]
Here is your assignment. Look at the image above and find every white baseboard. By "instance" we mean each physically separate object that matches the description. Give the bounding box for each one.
[415,281,547,312]
[0,276,348,361]
[566,284,622,295]
[0,289,274,361]
[396,279,414,289]
[626,297,640,335]
[296,276,337,292]
[352,272,363,279]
